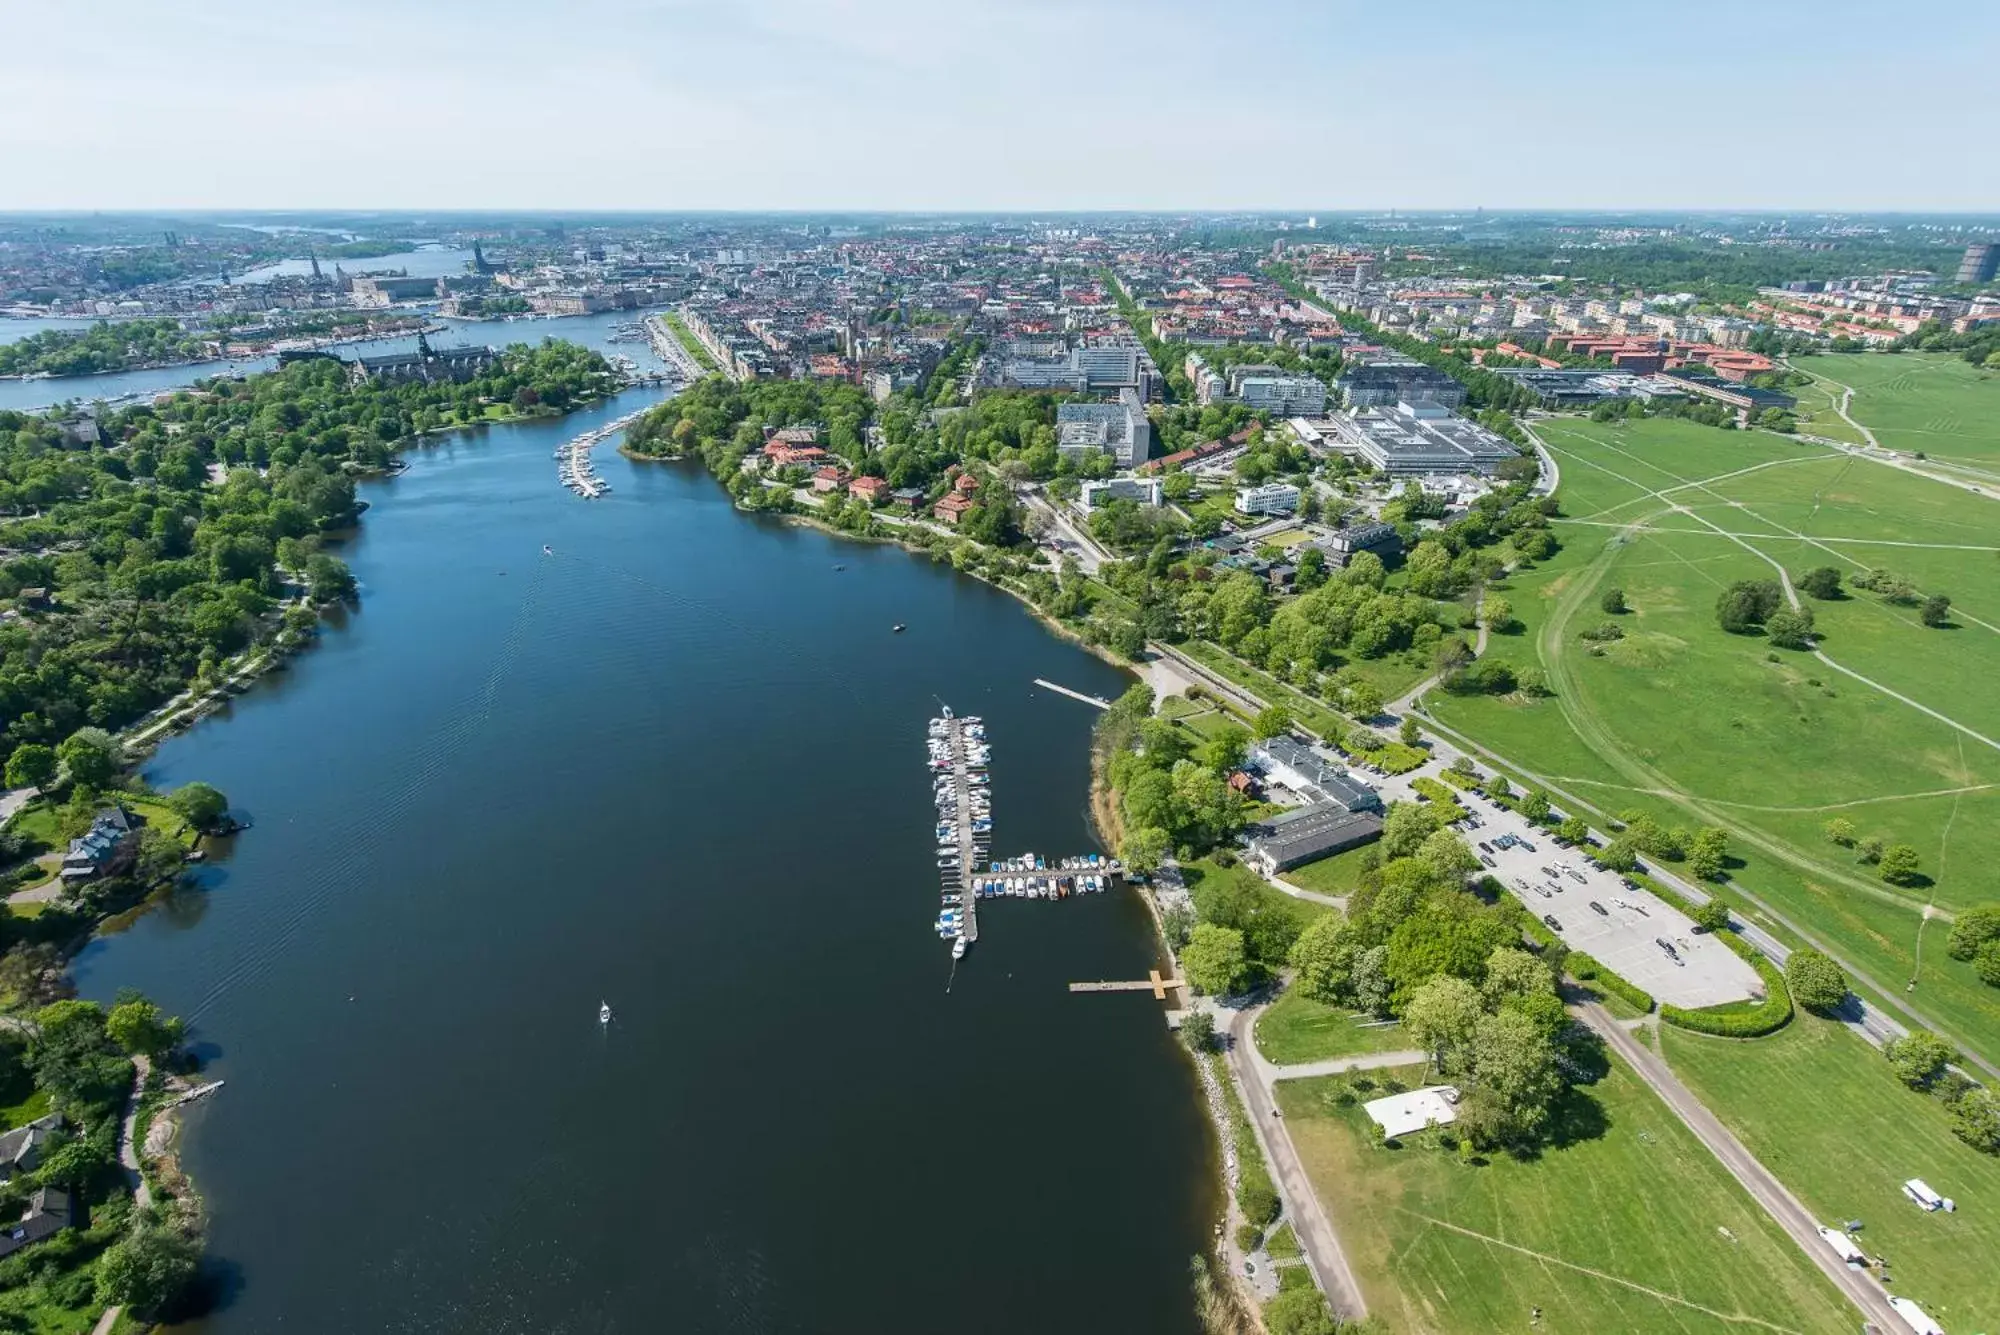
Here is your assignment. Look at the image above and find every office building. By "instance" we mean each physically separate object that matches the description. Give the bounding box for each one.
[1335,358,1467,409]
[1055,389,1152,468]
[1959,243,1999,286]
[1235,373,1327,416]
[1079,476,1165,510]
[1234,482,1301,516]
[1245,802,1384,874]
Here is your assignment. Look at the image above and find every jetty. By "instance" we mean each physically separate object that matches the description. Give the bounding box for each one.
[1032,679,1110,710]
[1069,971,1185,1000]
[553,407,647,499]
[928,707,1125,958]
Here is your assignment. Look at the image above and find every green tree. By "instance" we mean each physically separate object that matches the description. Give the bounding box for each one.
[106,998,183,1058]
[1519,789,1551,823]
[1715,579,1782,634]
[1344,681,1383,720]
[1181,924,1250,996]
[1484,595,1514,631]
[167,781,229,832]
[1883,1031,1956,1090]
[1459,1008,1566,1149]
[1481,946,1555,1007]
[35,1135,109,1188]
[57,728,121,787]
[1976,941,2000,988]
[1380,802,1439,861]
[1600,587,1627,614]
[1556,816,1588,846]
[1121,825,1172,877]
[1487,775,1511,800]
[1920,594,1952,628]
[1946,1087,2000,1154]
[1288,914,1354,1002]
[1398,715,1420,746]
[1251,706,1293,741]
[1945,904,2000,961]
[1856,835,1885,865]
[4,743,57,789]
[1798,567,1843,600]
[1194,724,1251,776]
[1785,948,1847,1013]
[1878,843,1922,886]
[1415,829,1479,882]
[1764,607,1815,649]
[1687,828,1729,881]
[1823,816,1857,847]
[1691,899,1731,933]
[1262,1286,1339,1335]
[96,1224,203,1315]
[1403,974,1482,1074]
[1179,1009,1216,1053]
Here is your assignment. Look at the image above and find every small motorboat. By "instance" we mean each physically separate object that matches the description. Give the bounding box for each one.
[952,936,968,960]
[542,544,553,555]
[892,624,906,633]
[598,1000,612,1025]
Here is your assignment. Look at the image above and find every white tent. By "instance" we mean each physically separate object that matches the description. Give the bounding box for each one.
[1889,1295,1946,1335]
[1814,1225,1865,1264]
[1363,1086,1460,1140]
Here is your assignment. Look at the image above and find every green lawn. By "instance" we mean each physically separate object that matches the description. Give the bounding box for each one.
[1183,856,1331,930]
[1277,1060,1856,1334]
[1254,991,1407,1065]
[1159,693,1250,743]
[1663,1014,2000,1332]
[1793,351,2000,470]
[663,312,720,372]
[1429,414,2000,1065]
[1277,843,1375,897]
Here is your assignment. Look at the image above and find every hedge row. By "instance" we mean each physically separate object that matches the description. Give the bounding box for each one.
[1660,954,1794,1037]
[1567,951,1656,1014]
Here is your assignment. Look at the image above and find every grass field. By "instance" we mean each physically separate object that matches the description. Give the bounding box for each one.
[1276,1060,1855,1334]
[1253,991,1407,1065]
[1793,351,2000,474]
[1429,413,2000,1064]
[1278,843,1375,898]
[1663,1014,1999,1331]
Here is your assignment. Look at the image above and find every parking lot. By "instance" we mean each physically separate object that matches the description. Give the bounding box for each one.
[1330,746,1764,1010]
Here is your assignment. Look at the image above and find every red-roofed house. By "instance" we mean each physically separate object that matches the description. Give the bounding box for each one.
[811,464,849,493]
[934,492,977,525]
[849,476,891,504]
[762,441,829,470]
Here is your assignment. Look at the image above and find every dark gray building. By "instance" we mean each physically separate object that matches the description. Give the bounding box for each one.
[1335,359,1466,409]
[1246,802,1385,873]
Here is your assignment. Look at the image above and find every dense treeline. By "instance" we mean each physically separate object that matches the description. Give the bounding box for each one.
[1383,238,1970,293]
[0,320,211,378]
[0,340,611,767]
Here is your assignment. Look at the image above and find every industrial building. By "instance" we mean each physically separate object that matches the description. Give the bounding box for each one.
[1325,400,1520,476]
[1957,242,1998,286]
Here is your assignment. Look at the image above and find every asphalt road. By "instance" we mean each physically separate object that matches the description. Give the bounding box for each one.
[1223,1003,1369,1322]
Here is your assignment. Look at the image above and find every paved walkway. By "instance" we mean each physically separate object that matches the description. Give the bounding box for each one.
[1262,1047,1424,1083]
[117,1053,152,1211]
[0,785,38,826]
[1575,1000,1903,1332]
[1222,1003,1368,1321]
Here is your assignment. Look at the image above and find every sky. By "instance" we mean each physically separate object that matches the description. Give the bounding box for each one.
[2,0,1996,212]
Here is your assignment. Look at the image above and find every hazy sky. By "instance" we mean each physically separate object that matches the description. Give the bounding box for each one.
[3,0,1996,211]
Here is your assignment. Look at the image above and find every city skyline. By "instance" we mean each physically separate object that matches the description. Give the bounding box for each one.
[3,0,1996,213]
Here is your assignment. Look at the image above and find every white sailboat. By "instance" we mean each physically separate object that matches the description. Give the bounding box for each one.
[952,936,968,960]
[598,1000,612,1025]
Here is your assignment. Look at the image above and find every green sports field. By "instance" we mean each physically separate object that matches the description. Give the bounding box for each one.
[1276,1061,1855,1334]
[1427,411,2000,1063]
[1663,1015,2000,1332]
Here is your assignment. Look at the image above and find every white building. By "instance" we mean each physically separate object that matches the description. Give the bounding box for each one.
[1236,374,1327,417]
[1079,476,1165,511]
[1055,389,1152,468]
[1234,482,1300,516]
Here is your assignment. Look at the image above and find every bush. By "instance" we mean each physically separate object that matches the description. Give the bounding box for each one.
[1661,955,1793,1037]
[1566,952,1655,1013]
[1239,1175,1281,1229]
[1945,904,2000,961]
[1785,948,1848,1012]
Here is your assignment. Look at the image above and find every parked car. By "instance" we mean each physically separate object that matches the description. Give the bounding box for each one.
[1589,901,1608,916]
[1543,914,1562,931]
[1479,854,1496,868]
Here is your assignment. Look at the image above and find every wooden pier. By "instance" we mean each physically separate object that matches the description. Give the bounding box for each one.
[1069,971,1185,1000]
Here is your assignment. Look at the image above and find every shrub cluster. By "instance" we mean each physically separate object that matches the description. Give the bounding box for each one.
[1660,955,1793,1037]
[1565,952,1656,1014]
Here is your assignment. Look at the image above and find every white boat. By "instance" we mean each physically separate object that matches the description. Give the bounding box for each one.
[952,936,968,960]
[598,1000,612,1025]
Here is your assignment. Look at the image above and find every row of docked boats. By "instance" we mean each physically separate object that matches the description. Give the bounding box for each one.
[973,873,1112,899]
[930,708,987,959]
[552,408,648,499]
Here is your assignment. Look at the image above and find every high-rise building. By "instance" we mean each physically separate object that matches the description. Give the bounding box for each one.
[1957,243,1998,286]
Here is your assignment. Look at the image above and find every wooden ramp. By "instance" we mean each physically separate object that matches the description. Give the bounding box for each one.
[1069,970,1185,1000]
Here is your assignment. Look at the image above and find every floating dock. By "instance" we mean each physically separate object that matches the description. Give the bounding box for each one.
[928,707,1124,957]
[553,407,647,499]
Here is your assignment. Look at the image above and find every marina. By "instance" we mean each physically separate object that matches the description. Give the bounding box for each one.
[553,406,649,498]
[928,707,1124,956]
